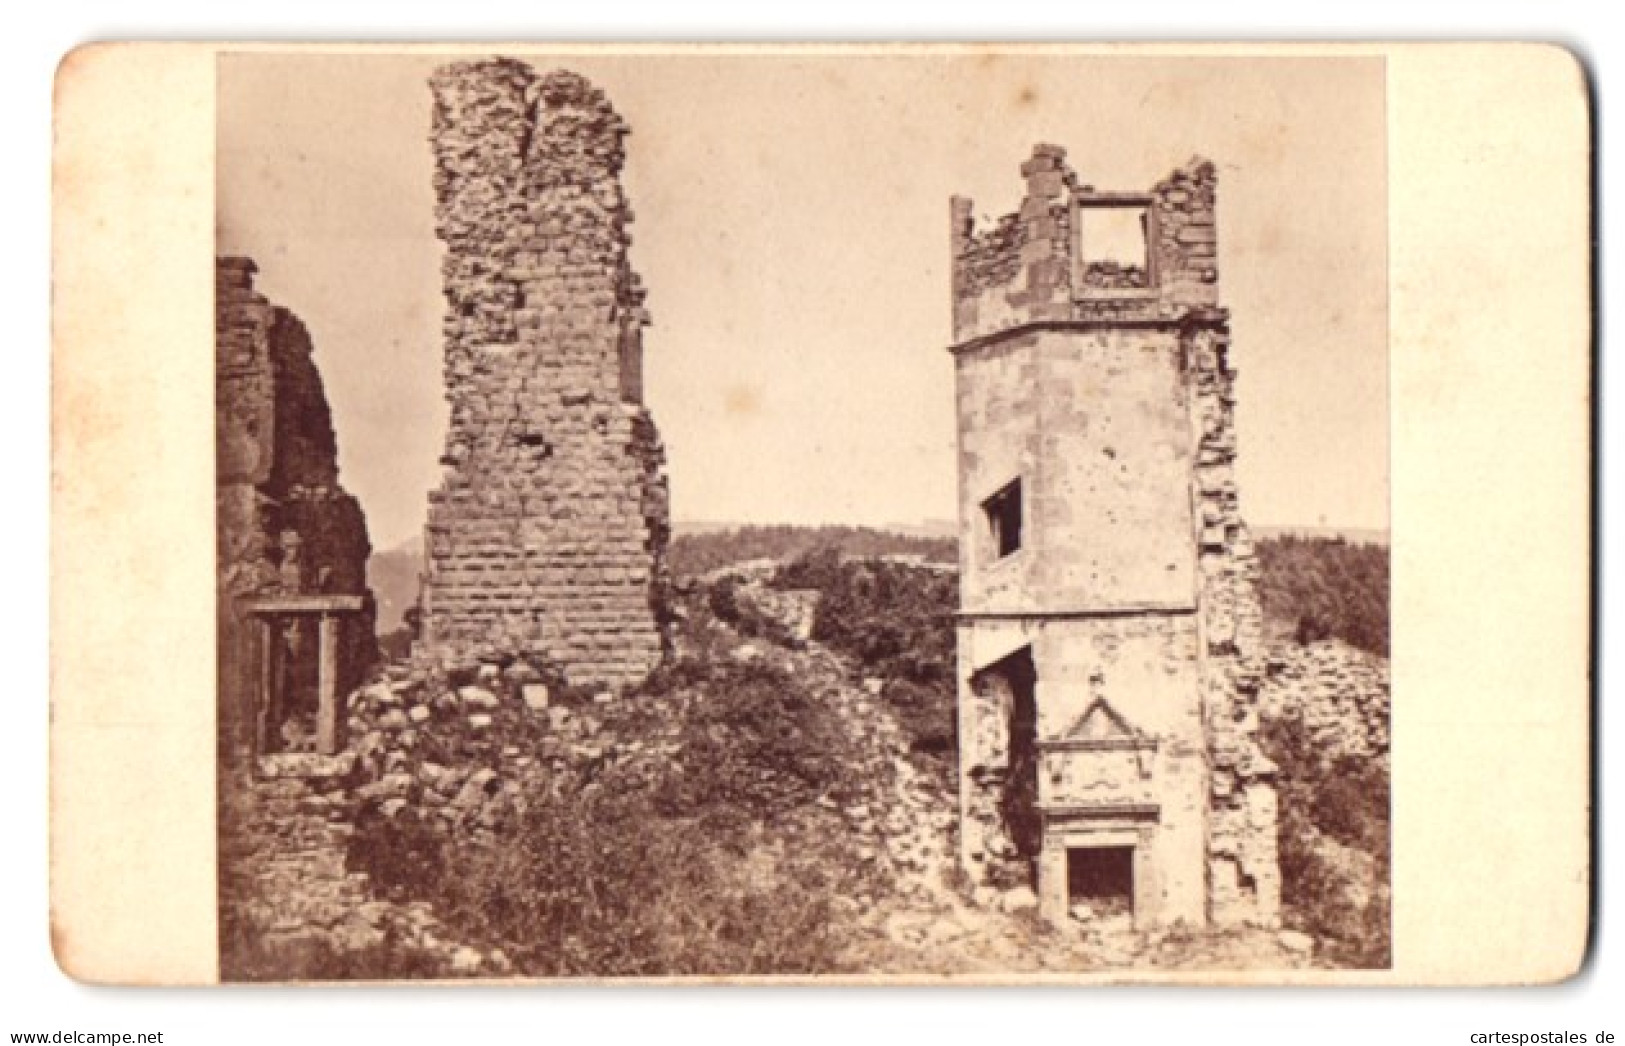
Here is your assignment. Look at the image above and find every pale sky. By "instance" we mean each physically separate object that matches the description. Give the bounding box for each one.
[218,50,1388,552]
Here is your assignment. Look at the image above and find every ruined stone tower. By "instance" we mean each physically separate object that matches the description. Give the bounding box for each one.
[217,257,376,759]
[950,146,1279,929]
[419,60,671,687]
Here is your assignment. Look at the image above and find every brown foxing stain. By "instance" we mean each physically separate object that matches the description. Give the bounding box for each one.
[724,384,763,418]
[1017,85,1038,106]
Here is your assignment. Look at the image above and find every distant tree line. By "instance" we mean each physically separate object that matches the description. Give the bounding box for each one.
[668,524,955,578]
[1255,534,1389,656]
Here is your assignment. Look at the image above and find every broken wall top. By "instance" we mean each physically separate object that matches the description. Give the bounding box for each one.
[951,145,1223,345]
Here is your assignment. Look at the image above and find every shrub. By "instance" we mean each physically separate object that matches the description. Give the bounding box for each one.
[657,661,851,818]
[431,782,849,976]
[1260,713,1391,967]
[346,806,449,903]
[770,551,959,770]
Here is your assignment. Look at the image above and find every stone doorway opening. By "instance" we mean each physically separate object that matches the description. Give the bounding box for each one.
[1067,844,1135,925]
[978,646,1039,863]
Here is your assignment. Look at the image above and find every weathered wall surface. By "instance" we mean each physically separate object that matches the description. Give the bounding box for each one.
[1186,320,1279,926]
[951,147,1220,342]
[955,329,1196,615]
[419,60,670,688]
[956,616,1208,923]
[217,257,376,759]
[951,145,1277,929]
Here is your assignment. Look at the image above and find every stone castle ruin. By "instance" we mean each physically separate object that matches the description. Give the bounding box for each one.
[216,257,376,760]
[950,146,1280,929]
[417,60,672,689]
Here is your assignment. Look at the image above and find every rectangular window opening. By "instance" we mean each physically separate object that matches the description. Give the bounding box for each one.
[982,479,1023,559]
[1078,203,1151,291]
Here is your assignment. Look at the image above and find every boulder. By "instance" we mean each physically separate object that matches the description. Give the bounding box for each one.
[451,942,481,974]
[522,683,551,711]
[999,886,1039,913]
[458,686,501,710]
[1278,930,1315,955]
[257,751,356,782]
[357,771,413,802]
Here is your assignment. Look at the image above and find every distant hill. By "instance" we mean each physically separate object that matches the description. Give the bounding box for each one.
[366,521,1388,638]
[364,524,958,631]
[668,523,956,578]
[367,538,421,633]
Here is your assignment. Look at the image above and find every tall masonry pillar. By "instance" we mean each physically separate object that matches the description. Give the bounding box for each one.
[419,60,671,689]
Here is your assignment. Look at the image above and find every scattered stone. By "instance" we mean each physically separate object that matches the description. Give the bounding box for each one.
[522,683,550,711]
[458,686,501,710]
[1278,930,1315,955]
[408,705,432,725]
[364,683,400,707]
[357,771,413,802]
[468,714,493,729]
[257,752,356,782]
[999,887,1039,914]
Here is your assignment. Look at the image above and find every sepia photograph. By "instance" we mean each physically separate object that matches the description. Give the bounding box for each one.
[212,49,1392,982]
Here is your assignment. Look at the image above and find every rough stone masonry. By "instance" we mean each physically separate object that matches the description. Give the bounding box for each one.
[950,146,1280,929]
[418,60,672,688]
[216,257,376,760]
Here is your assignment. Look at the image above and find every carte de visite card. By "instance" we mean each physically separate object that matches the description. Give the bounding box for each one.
[50,41,1590,986]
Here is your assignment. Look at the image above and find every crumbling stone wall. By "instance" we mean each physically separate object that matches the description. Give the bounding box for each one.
[419,60,671,689]
[217,257,376,760]
[950,146,1278,929]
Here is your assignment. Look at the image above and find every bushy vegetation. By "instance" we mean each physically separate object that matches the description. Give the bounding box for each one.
[343,603,871,977]
[1261,715,1392,968]
[383,772,851,977]
[670,524,955,578]
[773,548,959,763]
[1255,534,1389,656]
